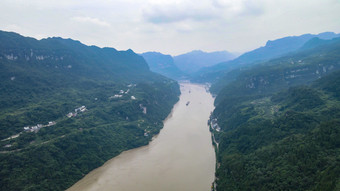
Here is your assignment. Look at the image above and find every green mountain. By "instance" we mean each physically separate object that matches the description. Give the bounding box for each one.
[141,51,186,80]
[173,50,236,74]
[0,30,180,191]
[211,36,340,94]
[211,37,340,191]
[192,32,340,84]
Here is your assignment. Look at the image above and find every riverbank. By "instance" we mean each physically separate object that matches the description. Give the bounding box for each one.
[67,83,216,191]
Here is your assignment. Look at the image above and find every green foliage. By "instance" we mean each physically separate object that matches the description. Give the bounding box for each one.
[212,42,340,190]
[191,33,340,86]
[0,31,180,190]
[141,52,186,80]
[210,37,340,95]
[313,70,340,100]
[272,86,324,111]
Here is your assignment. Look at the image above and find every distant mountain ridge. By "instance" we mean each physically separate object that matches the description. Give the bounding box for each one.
[214,37,340,104]
[191,32,340,83]
[0,31,152,83]
[141,50,235,80]
[173,50,236,74]
[141,51,185,80]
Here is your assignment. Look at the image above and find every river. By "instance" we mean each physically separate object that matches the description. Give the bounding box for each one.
[67,83,216,191]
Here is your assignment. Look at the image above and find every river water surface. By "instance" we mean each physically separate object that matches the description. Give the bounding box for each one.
[67,83,216,191]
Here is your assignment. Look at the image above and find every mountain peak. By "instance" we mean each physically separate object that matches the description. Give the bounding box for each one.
[173,50,236,74]
[141,51,184,79]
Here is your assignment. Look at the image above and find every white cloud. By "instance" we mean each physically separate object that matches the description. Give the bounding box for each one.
[0,0,339,55]
[142,1,217,24]
[71,16,111,27]
[142,0,264,24]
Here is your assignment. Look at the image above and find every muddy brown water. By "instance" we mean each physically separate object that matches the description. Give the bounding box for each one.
[67,83,216,191]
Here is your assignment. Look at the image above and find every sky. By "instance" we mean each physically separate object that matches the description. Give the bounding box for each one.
[1,0,340,56]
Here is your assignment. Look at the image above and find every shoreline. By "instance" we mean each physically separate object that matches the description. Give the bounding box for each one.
[67,84,182,190]
[67,83,216,191]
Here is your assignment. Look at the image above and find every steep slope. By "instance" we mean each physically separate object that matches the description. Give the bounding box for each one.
[0,30,180,191]
[173,50,235,74]
[193,32,340,84]
[211,36,340,94]
[0,31,151,82]
[213,74,340,191]
[141,51,185,79]
[211,37,340,191]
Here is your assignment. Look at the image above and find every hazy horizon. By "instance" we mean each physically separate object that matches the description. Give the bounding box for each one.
[1,0,340,55]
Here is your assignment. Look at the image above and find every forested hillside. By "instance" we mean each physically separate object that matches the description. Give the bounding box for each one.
[192,32,340,85]
[0,31,180,191]
[141,51,185,79]
[211,37,340,191]
[211,37,340,95]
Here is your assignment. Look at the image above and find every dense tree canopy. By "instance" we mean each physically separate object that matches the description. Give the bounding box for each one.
[212,38,340,191]
[0,31,180,191]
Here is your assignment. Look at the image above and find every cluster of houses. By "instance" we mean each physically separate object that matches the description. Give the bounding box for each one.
[4,106,87,142]
[110,94,123,99]
[109,84,138,101]
[67,106,87,118]
[23,121,56,132]
[110,89,130,99]
[210,118,221,132]
[144,129,150,137]
[2,121,57,143]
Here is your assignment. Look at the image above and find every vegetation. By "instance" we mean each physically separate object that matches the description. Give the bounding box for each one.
[0,31,180,191]
[212,37,340,97]
[141,51,185,80]
[192,32,340,86]
[212,38,340,190]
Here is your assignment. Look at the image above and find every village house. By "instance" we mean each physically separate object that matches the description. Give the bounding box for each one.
[210,118,221,132]
[48,121,56,126]
[31,126,38,131]
[67,112,73,118]
[75,106,86,113]
[110,94,123,99]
